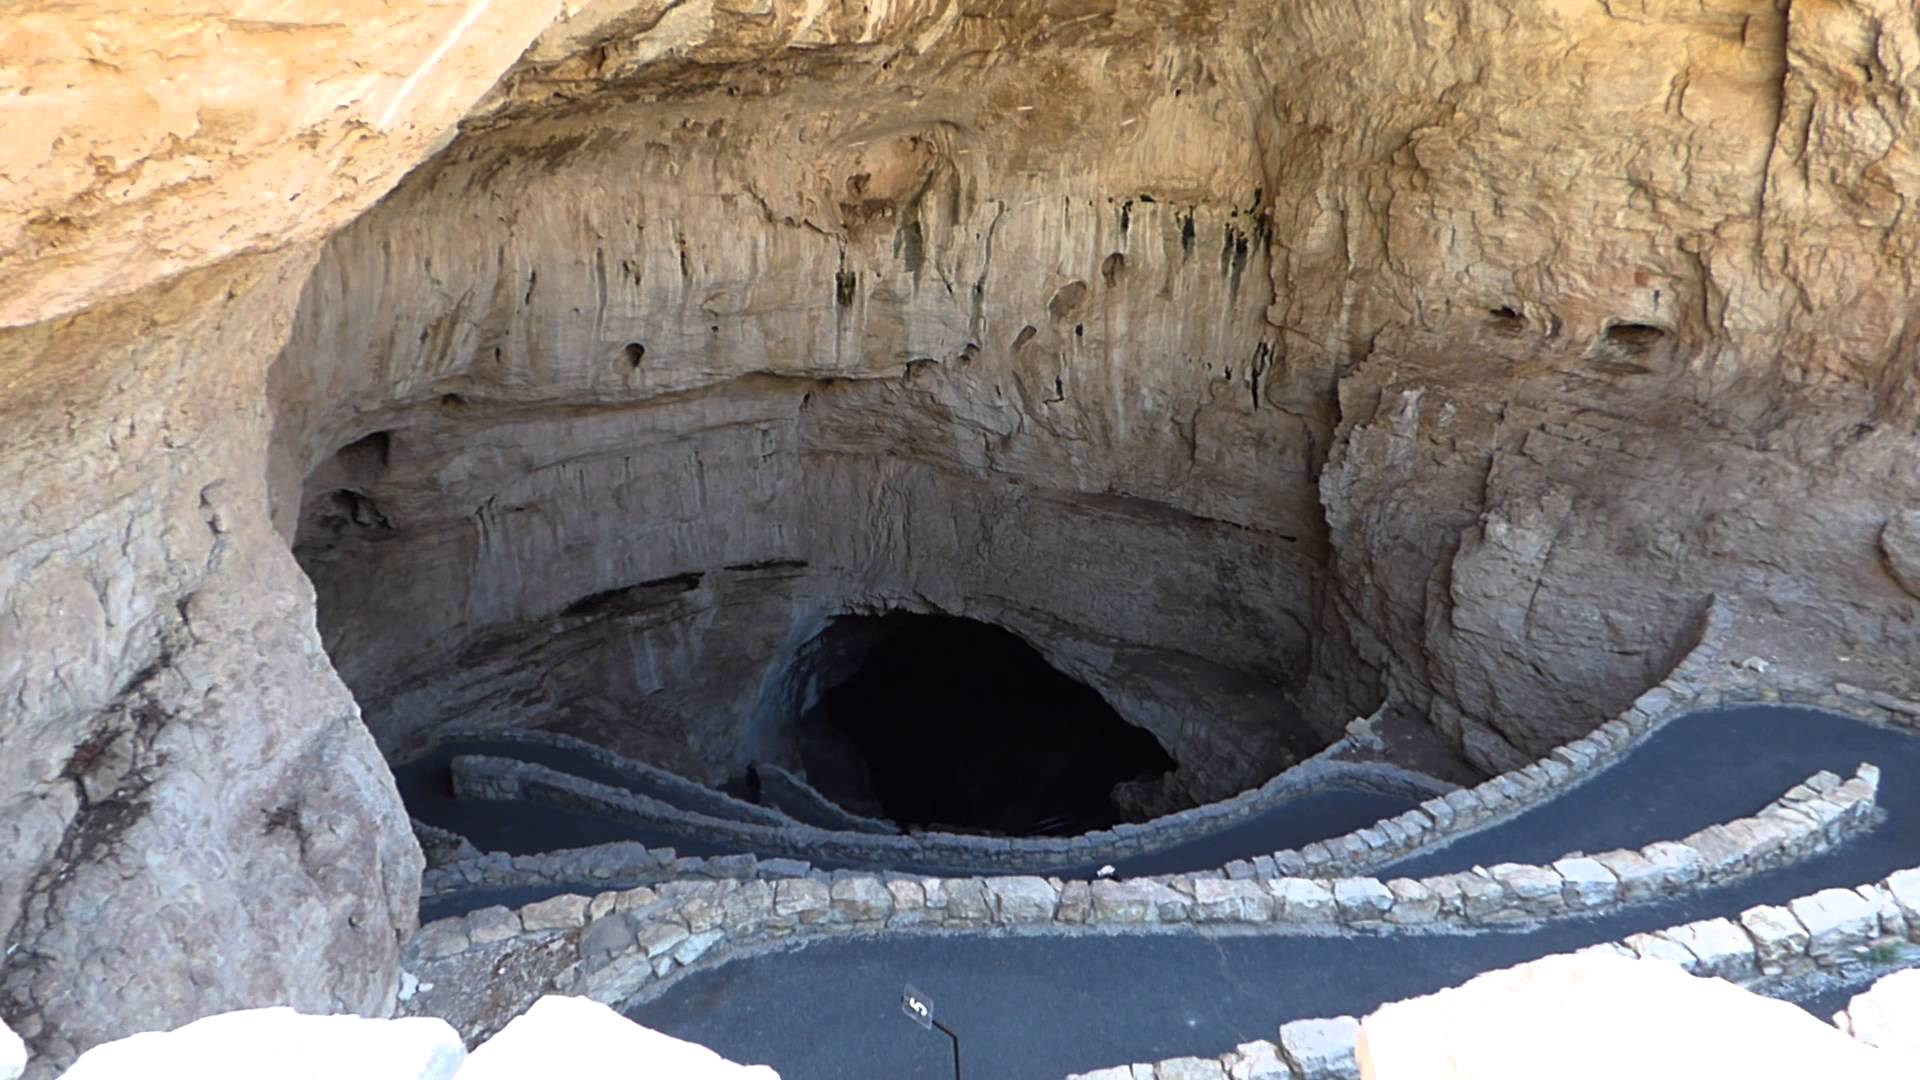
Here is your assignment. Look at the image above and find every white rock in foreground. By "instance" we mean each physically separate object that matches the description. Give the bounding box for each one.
[2,1016,25,1080]
[57,1008,464,1080]
[1356,953,1914,1079]
[457,996,779,1079]
[1837,967,1920,1058]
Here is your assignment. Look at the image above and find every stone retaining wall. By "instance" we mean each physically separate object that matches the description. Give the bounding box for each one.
[749,763,898,835]
[422,597,1752,904]
[401,762,1880,1040]
[429,752,1452,897]
[439,728,798,829]
[417,589,1920,923]
[1064,865,1920,1080]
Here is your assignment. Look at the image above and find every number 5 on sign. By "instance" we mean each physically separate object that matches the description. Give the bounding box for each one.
[898,982,962,1079]
[900,984,934,1030]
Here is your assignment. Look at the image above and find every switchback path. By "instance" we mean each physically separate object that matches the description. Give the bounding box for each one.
[625,706,1920,1079]
[403,743,1421,920]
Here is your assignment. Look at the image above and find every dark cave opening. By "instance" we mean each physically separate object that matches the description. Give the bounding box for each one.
[794,613,1176,837]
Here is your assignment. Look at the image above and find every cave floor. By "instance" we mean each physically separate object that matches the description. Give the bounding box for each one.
[623,706,1920,1078]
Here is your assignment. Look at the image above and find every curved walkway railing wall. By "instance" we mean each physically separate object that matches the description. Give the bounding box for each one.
[424,723,1453,899]
[400,761,1881,1041]
[447,752,1451,871]
[436,728,802,830]
[1063,864,1920,1080]
[424,597,1756,899]
[748,763,898,835]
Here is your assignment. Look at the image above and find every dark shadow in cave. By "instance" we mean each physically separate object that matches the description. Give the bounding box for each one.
[795,613,1175,837]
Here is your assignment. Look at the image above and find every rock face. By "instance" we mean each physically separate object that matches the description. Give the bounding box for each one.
[57,1007,466,1080]
[458,995,779,1079]
[0,0,562,327]
[0,1017,23,1080]
[1356,953,1917,1079]
[1836,967,1920,1057]
[9,0,1920,1068]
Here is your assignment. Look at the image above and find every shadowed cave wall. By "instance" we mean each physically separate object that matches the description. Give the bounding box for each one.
[11,0,1920,1071]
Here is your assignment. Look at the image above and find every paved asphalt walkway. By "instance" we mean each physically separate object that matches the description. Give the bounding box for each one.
[404,747,1420,921]
[624,706,1920,1079]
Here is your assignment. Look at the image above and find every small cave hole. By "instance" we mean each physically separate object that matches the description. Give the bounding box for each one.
[793,614,1176,836]
[622,342,647,368]
[439,393,467,408]
[1603,321,1669,351]
[1102,251,1128,287]
[338,430,392,472]
[318,489,392,533]
[1011,325,1038,354]
[1487,306,1526,334]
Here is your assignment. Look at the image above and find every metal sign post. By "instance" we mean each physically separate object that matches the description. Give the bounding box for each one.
[900,984,962,1080]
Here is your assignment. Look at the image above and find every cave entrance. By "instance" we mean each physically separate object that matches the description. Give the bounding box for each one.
[792,613,1176,836]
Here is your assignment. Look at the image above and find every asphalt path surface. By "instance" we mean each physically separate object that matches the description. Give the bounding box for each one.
[404,742,1419,921]
[626,706,1920,1078]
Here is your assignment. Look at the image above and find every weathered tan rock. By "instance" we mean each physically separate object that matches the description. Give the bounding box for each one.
[12,0,1920,1069]
[1357,953,1916,1079]
[457,995,778,1079]
[56,1007,465,1080]
[1837,968,1920,1059]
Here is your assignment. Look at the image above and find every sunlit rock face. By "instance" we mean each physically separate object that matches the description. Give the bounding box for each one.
[267,53,1326,803]
[9,0,1920,1070]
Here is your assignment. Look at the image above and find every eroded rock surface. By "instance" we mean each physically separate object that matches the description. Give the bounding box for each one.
[1357,954,1917,1079]
[8,0,1920,1069]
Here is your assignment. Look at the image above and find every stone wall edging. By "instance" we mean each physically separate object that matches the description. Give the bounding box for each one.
[435,727,801,829]
[749,763,899,835]
[1281,597,1741,881]
[422,600,1738,904]
[404,760,1881,1038]
[1061,861,1920,1080]
[424,755,1454,899]
[443,752,1456,881]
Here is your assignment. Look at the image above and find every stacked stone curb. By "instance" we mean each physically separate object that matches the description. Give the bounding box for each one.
[1060,864,1920,1080]
[401,595,1920,1068]
[750,762,899,834]
[425,754,1452,899]
[402,762,1880,1038]
[423,598,1795,908]
[437,727,801,829]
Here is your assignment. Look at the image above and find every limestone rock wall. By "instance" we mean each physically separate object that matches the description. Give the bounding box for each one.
[266,38,1328,796]
[7,0,1920,1070]
[0,252,422,1069]
[1250,0,1920,760]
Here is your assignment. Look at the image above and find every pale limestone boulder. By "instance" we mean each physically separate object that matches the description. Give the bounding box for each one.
[520,893,590,932]
[1357,953,1914,1080]
[1739,904,1811,974]
[1223,1040,1290,1080]
[1789,888,1879,961]
[1193,879,1274,923]
[1,1018,23,1080]
[1278,1016,1361,1079]
[1886,868,1920,933]
[56,1008,464,1080]
[1659,918,1756,982]
[1154,1057,1228,1079]
[1837,968,1920,1059]
[828,877,892,922]
[457,996,777,1079]
[985,876,1059,923]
